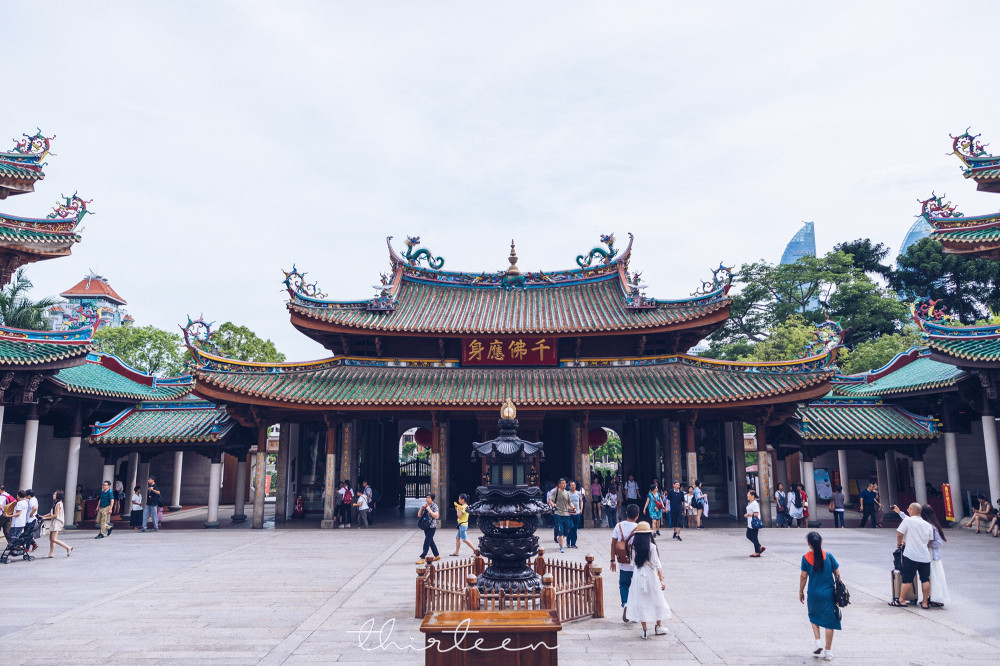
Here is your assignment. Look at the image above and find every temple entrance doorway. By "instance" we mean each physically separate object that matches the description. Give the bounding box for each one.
[398,426,431,502]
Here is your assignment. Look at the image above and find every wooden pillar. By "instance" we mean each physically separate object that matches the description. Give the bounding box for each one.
[685,416,698,486]
[321,415,338,529]
[252,427,267,529]
[755,420,773,527]
[667,420,682,486]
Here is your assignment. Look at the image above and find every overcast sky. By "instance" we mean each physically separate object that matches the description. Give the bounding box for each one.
[5,2,1000,360]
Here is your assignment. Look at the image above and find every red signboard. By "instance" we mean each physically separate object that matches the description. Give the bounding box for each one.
[942,483,955,521]
[461,337,558,366]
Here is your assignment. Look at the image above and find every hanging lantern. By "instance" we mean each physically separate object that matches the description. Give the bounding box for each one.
[414,427,433,448]
[588,427,608,449]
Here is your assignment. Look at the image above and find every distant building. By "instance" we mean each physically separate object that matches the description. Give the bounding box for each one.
[780,221,816,264]
[46,272,131,330]
[898,216,932,259]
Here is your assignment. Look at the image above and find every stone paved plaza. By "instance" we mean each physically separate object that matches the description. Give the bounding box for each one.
[3,510,999,665]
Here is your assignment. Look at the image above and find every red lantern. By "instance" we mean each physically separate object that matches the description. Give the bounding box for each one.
[414,427,433,448]
[588,427,608,449]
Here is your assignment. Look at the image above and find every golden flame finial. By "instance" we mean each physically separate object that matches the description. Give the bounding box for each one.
[500,398,517,420]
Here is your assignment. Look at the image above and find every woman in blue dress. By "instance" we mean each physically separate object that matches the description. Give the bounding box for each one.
[798,531,841,661]
[643,483,663,537]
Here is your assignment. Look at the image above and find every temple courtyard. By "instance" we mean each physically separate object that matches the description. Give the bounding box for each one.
[2,509,998,665]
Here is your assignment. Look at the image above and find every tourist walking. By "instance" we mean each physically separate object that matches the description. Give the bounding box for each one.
[450,493,476,556]
[590,476,603,527]
[775,482,788,527]
[831,485,846,528]
[625,521,671,639]
[40,490,72,558]
[0,485,12,541]
[9,490,28,541]
[683,486,694,528]
[666,481,685,541]
[798,531,841,661]
[788,484,804,527]
[858,482,877,528]
[548,478,574,553]
[799,484,810,526]
[142,476,162,532]
[610,503,641,622]
[693,480,705,530]
[568,481,582,547]
[353,488,370,528]
[25,489,39,552]
[624,473,640,508]
[745,490,765,556]
[95,481,113,539]
[416,492,440,564]
[113,478,124,516]
[872,484,884,527]
[602,484,618,528]
[890,502,934,609]
[129,485,143,530]
[643,483,662,536]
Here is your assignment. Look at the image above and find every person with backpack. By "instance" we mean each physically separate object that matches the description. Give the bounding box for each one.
[450,493,476,556]
[624,521,671,639]
[666,481,685,541]
[340,481,354,528]
[610,503,641,622]
[775,483,789,528]
[9,490,29,541]
[415,492,440,564]
[692,480,706,530]
[24,489,40,552]
[799,531,842,661]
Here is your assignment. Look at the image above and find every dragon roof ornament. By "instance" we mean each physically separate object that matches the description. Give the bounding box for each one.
[180,314,221,356]
[919,192,962,219]
[576,234,617,268]
[402,236,444,270]
[282,264,327,300]
[950,129,990,164]
[47,192,94,224]
[692,263,734,297]
[802,319,845,367]
[8,129,55,161]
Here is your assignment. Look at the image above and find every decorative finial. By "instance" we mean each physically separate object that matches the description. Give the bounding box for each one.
[507,240,520,275]
[500,398,517,420]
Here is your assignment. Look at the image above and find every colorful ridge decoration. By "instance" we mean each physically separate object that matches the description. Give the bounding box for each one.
[0,321,96,369]
[0,129,54,198]
[912,298,1000,365]
[950,129,1000,193]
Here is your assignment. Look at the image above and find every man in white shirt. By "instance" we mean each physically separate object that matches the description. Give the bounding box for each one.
[25,489,39,552]
[896,502,934,609]
[10,490,29,541]
[624,474,640,503]
[609,504,641,622]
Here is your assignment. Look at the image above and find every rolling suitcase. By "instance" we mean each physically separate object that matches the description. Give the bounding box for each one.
[891,570,918,604]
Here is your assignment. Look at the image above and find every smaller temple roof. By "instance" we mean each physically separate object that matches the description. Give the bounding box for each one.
[89,399,233,445]
[912,300,1000,367]
[919,192,1000,259]
[60,273,126,305]
[834,348,968,398]
[51,353,194,401]
[788,397,937,441]
[0,130,53,199]
[951,130,1000,193]
[0,322,95,370]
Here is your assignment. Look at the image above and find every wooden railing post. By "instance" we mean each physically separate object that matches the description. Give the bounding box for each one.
[465,575,480,611]
[415,564,427,618]
[585,554,604,618]
[541,573,555,613]
[473,548,486,575]
[534,548,546,576]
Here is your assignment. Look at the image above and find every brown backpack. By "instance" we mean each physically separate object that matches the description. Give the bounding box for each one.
[613,523,638,564]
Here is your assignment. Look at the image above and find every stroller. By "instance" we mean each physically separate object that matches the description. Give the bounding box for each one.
[1,522,38,564]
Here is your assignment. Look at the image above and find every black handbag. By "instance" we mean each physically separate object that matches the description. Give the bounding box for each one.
[417,513,431,530]
[835,577,850,608]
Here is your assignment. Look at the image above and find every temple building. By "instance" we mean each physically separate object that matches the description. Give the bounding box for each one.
[185,234,846,528]
[47,272,132,330]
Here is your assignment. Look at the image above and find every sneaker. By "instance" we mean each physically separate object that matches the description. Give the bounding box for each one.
[675,535,682,542]
[141,528,147,533]
[559,547,564,553]
[824,651,833,661]
[654,625,668,636]
[95,534,104,539]
[640,629,648,640]
[623,606,628,622]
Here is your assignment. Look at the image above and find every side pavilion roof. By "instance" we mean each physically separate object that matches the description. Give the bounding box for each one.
[89,399,234,447]
[834,347,968,398]
[786,396,938,442]
[919,192,1000,259]
[284,234,733,340]
[0,193,91,285]
[49,353,194,402]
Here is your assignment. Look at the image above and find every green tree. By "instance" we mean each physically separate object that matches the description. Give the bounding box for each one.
[591,430,622,462]
[833,238,893,280]
[838,328,925,375]
[0,269,55,330]
[211,322,286,363]
[738,314,817,363]
[94,325,186,376]
[827,273,909,348]
[891,238,1000,324]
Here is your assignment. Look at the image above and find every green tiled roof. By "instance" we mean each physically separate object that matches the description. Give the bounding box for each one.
[928,337,1000,363]
[54,360,193,401]
[290,276,728,335]
[791,400,937,440]
[90,400,233,444]
[0,159,43,182]
[193,357,831,409]
[0,225,80,246]
[0,328,93,367]
[933,225,1000,244]
[836,356,967,398]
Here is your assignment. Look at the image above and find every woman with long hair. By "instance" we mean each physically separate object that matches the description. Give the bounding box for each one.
[590,475,603,527]
[744,490,765,556]
[624,521,671,639]
[643,483,662,537]
[39,490,72,558]
[799,532,841,661]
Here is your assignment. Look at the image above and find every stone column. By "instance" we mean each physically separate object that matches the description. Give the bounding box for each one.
[63,407,83,529]
[204,452,222,528]
[981,402,1000,505]
[802,451,817,526]
[438,418,450,525]
[754,421,772,526]
[122,452,139,517]
[883,450,897,509]
[685,417,698,486]
[837,449,850,505]
[943,431,963,521]
[170,451,184,510]
[321,417,338,528]
[252,427,267,529]
[913,450,928,506]
[19,403,40,490]
[274,424,290,525]
[138,460,151,503]
[232,451,248,522]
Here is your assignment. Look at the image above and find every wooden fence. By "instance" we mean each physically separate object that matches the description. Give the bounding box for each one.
[415,549,603,622]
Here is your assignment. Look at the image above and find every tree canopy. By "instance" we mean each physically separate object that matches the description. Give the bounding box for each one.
[94,325,186,377]
[211,322,286,363]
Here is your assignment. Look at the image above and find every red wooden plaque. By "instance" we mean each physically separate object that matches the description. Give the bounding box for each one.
[462,337,558,366]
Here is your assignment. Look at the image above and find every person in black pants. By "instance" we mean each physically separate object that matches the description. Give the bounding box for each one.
[416,492,440,564]
[858,483,877,528]
[666,481,686,541]
[745,489,765,556]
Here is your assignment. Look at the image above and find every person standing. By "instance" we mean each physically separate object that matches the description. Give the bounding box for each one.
[684,486,695,529]
[799,531,841,661]
[548,478,573,554]
[74,485,83,525]
[666,481,685,541]
[858,482,876,528]
[0,485,12,542]
[416,493,440,564]
[353,489,370,528]
[610,503,641,622]
[603,484,618,528]
[831,485,846,528]
[450,493,476,556]
[643,483,662,537]
[113,478,124,516]
[624,474,640,507]
[25,489,39,552]
[40,490,72,558]
[129,486,143,530]
[340,481,354,528]
[775,483,788,528]
[788,484,803,528]
[693,480,706,530]
[95,481,114,539]
[625,521,671,639]
[567,481,583,548]
[9,491,28,541]
[890,502,934,609]
[590,476,603,527]
[745,489,765,556]
[872,483,884,527]
[142,476,162,532]
[361,480,374,525]
[894,503,949,607]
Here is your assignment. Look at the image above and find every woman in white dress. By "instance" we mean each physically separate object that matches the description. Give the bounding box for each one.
[40,490,72,558]
[625,521,671,639]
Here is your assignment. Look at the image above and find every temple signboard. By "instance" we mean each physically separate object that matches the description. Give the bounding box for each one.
[462,337,558,366]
